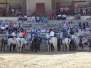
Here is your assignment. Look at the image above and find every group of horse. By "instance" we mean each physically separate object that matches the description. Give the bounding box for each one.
[0,32,91,52]
[46,33,91,52]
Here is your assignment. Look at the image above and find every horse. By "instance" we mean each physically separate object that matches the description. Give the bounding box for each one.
[81,37,90,50]
[61,37,71,51]
[16,37,28,52]
[7,37,17,52]
[46,33,57,51]
[71,35,80,51]
[31,36,40,52]
[0,37,7,52]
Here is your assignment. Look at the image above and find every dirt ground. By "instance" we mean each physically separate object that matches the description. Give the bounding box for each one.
[0,51,91,68]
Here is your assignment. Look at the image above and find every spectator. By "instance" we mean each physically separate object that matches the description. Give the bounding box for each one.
[23,14,27,21]
[64,7,69,15]
[36,15,40,22]
[77,13,81,19]
[82,7,86,15]
[75,29,80,37]
[11,8,15,16]
[31,15,36,22]
[13,23,18,32]
[18,15,23,21]
[53,14,57,20]
[15,9,19,16]
[63,22,67,31]
[57,14,61,20]
[62,14,66,20]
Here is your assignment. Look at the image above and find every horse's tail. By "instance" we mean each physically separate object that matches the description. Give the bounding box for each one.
[68,38,71,44]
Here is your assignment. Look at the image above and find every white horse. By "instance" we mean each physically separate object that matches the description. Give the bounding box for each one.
[61,38,71,51]
[46,33,57,51]
[71,35,80,51]
[16,38,28,52]
[8,38,17,51]
[82,37,90,50]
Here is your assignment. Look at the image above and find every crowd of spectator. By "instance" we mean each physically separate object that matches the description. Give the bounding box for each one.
[18,13,67,22]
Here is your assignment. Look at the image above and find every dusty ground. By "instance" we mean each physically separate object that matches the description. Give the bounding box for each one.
[0,51,91,68]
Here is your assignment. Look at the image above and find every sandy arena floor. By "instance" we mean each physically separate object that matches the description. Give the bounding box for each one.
[0,51,91,68]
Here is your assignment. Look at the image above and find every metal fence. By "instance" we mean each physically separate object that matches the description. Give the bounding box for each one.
[0,9,91,17]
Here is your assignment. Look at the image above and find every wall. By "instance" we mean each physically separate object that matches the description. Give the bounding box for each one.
[56,0,91,2]
[26,0,52,16]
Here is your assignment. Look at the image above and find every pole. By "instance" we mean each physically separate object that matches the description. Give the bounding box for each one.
[6,0,7,16]
[72,0,74,15]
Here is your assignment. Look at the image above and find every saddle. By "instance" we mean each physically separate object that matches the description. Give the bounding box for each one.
[48,36,53,43]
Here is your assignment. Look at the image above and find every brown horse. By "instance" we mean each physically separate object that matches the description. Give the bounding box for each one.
[31,36,40,52]
[1,38,7,51]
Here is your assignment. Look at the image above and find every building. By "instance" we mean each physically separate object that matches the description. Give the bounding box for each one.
[0,0,91,16]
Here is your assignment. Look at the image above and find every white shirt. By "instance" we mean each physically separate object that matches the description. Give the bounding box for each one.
[11,32,16,37]
[24,15,27,18]
[11,9,14,12]
[62,14,66,18]
[58,14,61,17]
[50,31,54,36]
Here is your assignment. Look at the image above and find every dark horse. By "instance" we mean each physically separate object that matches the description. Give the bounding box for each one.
[1,38,7,51]
[31,36,41,52]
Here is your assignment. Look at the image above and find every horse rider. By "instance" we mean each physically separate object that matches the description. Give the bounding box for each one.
[18,31,23,38]
[33,30,40,40]
[11,32,16,38]
[70,29,74,35]
[79,28,85,42]
[48,29,55,42]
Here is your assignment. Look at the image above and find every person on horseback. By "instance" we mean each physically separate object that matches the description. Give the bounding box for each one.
[48,29,55,42]
[70,29,74,35]
[18,31,23,38]
[33,30,40,40]
[11,32,16,38]
[79,28,85,42]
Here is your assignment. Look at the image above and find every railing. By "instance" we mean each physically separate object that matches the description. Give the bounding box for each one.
[0,9,91,17]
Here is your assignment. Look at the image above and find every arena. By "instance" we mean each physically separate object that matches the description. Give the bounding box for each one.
[0,0,91,68]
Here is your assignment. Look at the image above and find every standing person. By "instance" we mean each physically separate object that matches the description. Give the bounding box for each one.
[64,7,69,15]
[15,9,19,16]
[87,6,91,14]
[5,29,9,40]
[11,8,15,16]
[78,7,81,13]
[70,22,73,29]
[82,7,86,15]
[63,22,67,32]
[60,7,64,14]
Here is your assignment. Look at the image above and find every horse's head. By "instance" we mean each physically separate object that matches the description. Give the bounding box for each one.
[82,37,88,43]
[71,35,77,40]
[59,32,63,39]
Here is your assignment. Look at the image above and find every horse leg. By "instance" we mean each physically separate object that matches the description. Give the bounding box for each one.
[48,44,50,51]
[11,45,13,52]
[54,45,57,52]
[61,45,63,51]
[0,45,1,52]
[35,44,37,52]
[38,44,40,51]
[63,44,65,51]
[1,44,3,52]
[7,45,10,52]
[67,44,69,51]
[20,45,22,52]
